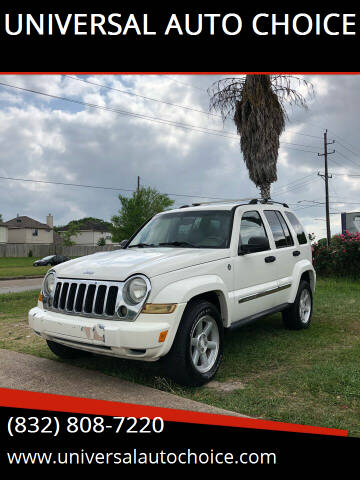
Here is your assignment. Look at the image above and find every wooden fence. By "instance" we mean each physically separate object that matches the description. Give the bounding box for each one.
[0,243,121,258]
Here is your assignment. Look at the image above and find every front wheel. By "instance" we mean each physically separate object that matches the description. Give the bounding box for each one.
[282,281,313,330]
[161,300,223,386]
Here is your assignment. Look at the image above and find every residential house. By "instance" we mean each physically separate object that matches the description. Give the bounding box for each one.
[4,214,54,244]
[58,219,112,246]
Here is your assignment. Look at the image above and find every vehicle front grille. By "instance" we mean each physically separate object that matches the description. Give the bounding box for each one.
[50,279,121,318]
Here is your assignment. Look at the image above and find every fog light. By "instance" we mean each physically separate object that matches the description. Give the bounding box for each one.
[118,305,128,317]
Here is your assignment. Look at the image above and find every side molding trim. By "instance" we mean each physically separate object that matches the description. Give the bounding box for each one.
[238,283,292,304]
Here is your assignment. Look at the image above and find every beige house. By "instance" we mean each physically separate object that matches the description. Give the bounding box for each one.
[4,214,54,244]
[0,223,8,244]
[58,220,112,246]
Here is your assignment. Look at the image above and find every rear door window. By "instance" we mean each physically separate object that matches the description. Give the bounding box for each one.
[264,210,293,248]
[239,211,268,248]
[276,211,294,246]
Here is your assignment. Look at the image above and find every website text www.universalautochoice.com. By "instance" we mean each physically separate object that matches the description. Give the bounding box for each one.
[6,448,277,466]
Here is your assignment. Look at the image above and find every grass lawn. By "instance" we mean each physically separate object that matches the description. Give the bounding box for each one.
[0,277,359,436]
[0,257,50,278]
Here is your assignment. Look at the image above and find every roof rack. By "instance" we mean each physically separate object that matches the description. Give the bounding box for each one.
[249,199,289,208]
[187,198,289,208]
[190,198,254,206]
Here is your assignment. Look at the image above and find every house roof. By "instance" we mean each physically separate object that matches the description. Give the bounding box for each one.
[59,220,111,232]
[4,216,51,231]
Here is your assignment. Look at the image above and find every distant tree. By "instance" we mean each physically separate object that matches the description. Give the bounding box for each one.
[111,187,174,242]
[97,237,106,246]
[61,224,80,246]
[0,213,3,223]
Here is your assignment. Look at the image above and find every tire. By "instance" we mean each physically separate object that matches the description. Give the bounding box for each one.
[46,340,89,359]
[282,281,313,330]
[161,300,223,387]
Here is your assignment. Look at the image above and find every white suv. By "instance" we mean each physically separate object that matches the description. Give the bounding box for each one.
[29,200,315,386]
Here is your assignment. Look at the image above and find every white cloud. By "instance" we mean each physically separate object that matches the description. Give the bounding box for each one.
[0,74,359,237]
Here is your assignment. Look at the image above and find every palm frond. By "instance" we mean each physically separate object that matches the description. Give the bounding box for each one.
[208,74,314,199]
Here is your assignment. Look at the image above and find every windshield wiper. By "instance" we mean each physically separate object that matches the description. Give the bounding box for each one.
[127,243,156,248]
[158,241,196,248]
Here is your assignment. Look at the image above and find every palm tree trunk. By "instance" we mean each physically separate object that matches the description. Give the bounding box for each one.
[260,183,271,201]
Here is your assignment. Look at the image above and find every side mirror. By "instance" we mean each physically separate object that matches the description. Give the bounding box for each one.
[119,239,129,249]
[239,236,270,255]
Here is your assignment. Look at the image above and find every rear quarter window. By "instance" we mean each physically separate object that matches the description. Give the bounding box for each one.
[285,212,308,244]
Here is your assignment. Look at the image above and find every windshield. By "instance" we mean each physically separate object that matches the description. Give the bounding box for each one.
[128,210,233,249]
[41,256,54,261]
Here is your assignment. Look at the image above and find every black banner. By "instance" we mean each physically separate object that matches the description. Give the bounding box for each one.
[1,406,359,471]
[0,3,358,72]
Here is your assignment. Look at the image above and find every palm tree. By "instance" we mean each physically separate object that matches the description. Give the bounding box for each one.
[208,75,313,200]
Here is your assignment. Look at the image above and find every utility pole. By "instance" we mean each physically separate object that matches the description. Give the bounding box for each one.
[137,176,140,193]
[317,130,335,247]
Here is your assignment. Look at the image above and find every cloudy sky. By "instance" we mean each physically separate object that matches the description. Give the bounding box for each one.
[0,74,359,240]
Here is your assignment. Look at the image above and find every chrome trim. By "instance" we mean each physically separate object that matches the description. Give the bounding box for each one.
[238,283,292,304]
[43,275,151,322]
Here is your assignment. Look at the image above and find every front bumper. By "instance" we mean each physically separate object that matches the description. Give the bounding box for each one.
[29,303,186,361]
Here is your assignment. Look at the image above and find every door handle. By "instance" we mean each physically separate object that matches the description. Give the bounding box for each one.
[265,256,276,263]
[293,250,301,257]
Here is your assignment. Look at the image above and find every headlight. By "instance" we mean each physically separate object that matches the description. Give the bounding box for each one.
[43,272,56,296]
[124,276,148,305]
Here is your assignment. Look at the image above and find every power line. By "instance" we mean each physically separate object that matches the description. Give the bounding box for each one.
[330,172,360,177]
[0,173,332,205]
[273,176,320,196]
[271,174,314,195]
[330,134,360,154]
[299,122,360,157]
[0,175,231,200]
[65,76,325,150]
[162,75,207,92]
[331,138,360,158]
[282,177,321,194]
[0,80,324,154]
[328,156,346,169]
[333,149,360,170]
[0,80,238,140]
[284,130,323,140]
[64,75,221,118]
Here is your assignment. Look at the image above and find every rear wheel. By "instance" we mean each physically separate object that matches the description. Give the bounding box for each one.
[46,340,90,359]
[161,300,223,386]
[282,281,313,330]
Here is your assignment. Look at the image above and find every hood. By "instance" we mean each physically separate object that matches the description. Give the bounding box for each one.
[53,247,230,281]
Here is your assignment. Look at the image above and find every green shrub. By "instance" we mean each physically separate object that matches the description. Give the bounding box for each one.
[28,250,33,258]
[313,230,360,277]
